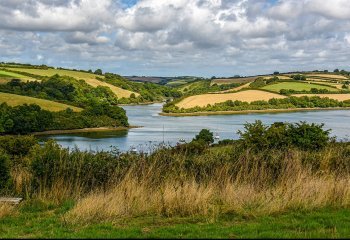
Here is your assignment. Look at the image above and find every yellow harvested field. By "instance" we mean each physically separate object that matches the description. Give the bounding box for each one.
[292,94,350,101]
[83,78,137,98]
[264,75,292,80]
[305,74,348,80]
[0,92,82,112]
[176,90,286,109]
[211,77,257,85]
[5,68,138,98]
[306,80,343,89]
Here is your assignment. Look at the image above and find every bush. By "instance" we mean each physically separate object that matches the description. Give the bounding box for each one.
[0,135,38,156]
[194,129,214,144]
[29,141,130,195]
[238,121,331,151]
[287,122,331,150]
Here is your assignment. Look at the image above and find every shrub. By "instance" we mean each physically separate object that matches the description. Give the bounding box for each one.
[194,129,214,144]
[0,135,38,156]
[287,122,331,150]
[238,121,331,151]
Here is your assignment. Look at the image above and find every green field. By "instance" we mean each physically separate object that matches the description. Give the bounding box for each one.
[262,82,338,92]
[166,79,189,87]
[4,68,138,98]
[1,204,349,238]
[0,92,82,112]
[0,70,36,81]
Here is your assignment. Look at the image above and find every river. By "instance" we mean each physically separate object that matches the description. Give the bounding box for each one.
[40,103,350,152]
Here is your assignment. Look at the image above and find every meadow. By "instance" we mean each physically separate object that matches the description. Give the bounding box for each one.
[262,82,338,92]
[4,68,137,98]
[0,92,82,112]
[176,90,285,108]
[0,70,36,81]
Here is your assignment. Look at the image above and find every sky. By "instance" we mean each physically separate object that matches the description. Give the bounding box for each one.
[0,0,349,77]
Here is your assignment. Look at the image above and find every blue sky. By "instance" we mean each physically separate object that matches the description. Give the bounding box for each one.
[0,0,349,77]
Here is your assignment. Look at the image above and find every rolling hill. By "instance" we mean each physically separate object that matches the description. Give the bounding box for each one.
[4,68,138,98]
[0,92,82,112]
[176,90,286,109]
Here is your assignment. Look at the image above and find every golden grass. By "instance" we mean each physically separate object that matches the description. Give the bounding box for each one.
[211,77,257,85]
[84,78,138,98]
[66,171,350,223]
[305,74,348,80]
[292,94,350,101]
[264,75,292,80]
[262,82,338,92]
[0,92,82,112]
[176,90,286,109]
[0,78,9,84]
[305,80,343,89]
[5,68,138,98]
[0,204,15,219]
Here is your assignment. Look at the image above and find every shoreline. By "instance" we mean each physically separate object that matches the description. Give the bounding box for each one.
[118,101,164,106]
[160,107,350,117]
[33,126,141,136]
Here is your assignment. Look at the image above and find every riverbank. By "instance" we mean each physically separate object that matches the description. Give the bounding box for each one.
[32,126,141,136]
[160,107,350,116]
[118,101,164,106]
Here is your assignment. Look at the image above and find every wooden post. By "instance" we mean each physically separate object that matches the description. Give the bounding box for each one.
[0,197,23,205]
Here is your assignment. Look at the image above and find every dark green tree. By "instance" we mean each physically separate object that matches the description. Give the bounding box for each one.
[194,129,214,144]
[94,69,103,75]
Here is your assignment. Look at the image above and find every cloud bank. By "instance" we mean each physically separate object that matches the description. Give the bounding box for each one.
[0,0,349,76]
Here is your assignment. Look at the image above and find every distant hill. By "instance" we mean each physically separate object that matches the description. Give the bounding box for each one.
[4,67,138,99]
[0,63,182,105]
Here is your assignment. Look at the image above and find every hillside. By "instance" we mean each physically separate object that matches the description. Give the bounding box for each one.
[0,92,82,112]
[176,90,286,109]
[0,69,36,82]
[164,71,350,114]
[4,67,138,98]
[262,82,338,93]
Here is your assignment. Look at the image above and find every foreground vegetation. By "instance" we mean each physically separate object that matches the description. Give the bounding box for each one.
[1,122,350,238]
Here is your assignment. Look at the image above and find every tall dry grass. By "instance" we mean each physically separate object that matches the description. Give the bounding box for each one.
[66,145,350,223]
[6,138,350,223]
[67,171,350,223]
[0,203,15,218]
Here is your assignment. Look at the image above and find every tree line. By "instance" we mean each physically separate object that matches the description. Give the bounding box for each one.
[0,102,128,135]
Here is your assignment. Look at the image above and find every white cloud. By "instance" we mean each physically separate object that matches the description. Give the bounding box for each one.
[345,34,350,44]
[0,0,349,76]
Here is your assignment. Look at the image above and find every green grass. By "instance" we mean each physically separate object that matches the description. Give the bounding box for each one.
[1,203,349,238]
[0,70,36,81]
[262,82,338,92]
[166,80,189,87]
[0,92,82,112]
